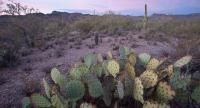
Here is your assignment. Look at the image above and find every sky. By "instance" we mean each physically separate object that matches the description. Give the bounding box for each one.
[3,0,200,16]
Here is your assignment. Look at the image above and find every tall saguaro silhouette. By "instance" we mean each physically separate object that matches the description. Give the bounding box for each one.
[143,4,148,29]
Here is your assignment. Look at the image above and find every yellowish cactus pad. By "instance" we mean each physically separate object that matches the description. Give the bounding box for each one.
[125,63,135,80]
[156,82,175,102]
[140,70,158,88]
[80,102,96,108]
[133,77,144,103]
[146,58,160,70]
[107,60,120,77]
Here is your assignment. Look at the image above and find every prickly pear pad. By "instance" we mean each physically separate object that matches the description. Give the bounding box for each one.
[107,60,120,77]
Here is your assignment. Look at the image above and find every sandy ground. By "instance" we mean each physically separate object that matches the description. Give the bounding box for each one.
[0,31,173,108]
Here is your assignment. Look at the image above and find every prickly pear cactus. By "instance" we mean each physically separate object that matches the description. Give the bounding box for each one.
[175,89,188,103]
[91,64,104,77]
[107,60,120,77]
[156,82,175,103]
[31,93,51,107]
[117,81,124,99]
[22,97,30,108]
[70,64,90,80]
[107,51,113,60]
[140,70,158,88]
[167,65,173,77]
[170,67,191,90]
[51,68,66,87]
[143,101,158,108]
[102,76,114,106]
[146,58,160,70]
[133,77,144,103]
[138,53,151,67]
[83,74,103,98]
[143,101,170,108]
[127,52,137,65]
[84,53,97,68]
[97,53,103,63]
[51,95,65,108]
[174,55,192,68]
[80,102,96,108]
[125,63,135,80]
[124,74,134,96]
[43,78,51,98]
[191,85,200,104]
[158,103,170,108]
[119,46,129,59]
[65,80,85,102]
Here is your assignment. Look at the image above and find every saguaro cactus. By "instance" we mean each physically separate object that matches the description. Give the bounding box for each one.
[143,4,148,29]
[95,32,99,45]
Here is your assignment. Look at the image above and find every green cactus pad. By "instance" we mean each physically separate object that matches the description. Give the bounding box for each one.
[156,82,175,102]
[125,63,135,80]
[70,64,90,80]
[170,67,191,90]
[65,80,85,102]
[80,102,96,108]
[31,93,51,107]
[117,81,124,99]
[119,46,129,59]
[146,58,160,70]
[124,74,134,96]
[133,77,144,103]
[22,97,30,108]
[102,60,109,76]
[140,70,158,88]
[191,86,200,103]
[107,60,120,78]
[51,95,65,108]
[91,64,104,77]
[118,59,126,71]
[138,53,151,66]
[174,55,192,68]
[102,77,114,106]
[127,52,137,65]
[83,74,103,98]
[51,68,66,87]
[175,89,188,103]
[43,78,51,98]
[84,53,97,68]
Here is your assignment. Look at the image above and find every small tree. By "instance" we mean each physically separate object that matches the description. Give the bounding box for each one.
[3,0,39,15]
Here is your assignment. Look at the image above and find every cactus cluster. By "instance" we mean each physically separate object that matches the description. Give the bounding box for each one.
[22,46,198,108]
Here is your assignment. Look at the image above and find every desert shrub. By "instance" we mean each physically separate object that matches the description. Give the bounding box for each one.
[14,15,45,47]
[171,36,200,59]
[148,17,200,38]
[0,22,25,67]
[22,46,199,108]
[71,14,140,34]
